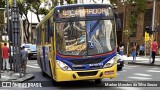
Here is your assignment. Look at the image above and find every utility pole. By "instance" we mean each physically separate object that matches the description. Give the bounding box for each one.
[12,0,22,77]
[149,0,156,63]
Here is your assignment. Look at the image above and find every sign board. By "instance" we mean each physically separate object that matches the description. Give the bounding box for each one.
[145,32,149,41]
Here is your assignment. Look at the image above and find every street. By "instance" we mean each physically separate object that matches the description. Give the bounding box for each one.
[21,59,160,90]
[1,59,160,90]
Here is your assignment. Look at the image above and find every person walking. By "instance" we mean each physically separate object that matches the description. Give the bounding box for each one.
[2,43,10,71]
[20,46,28,75]
[151,39,158,64]
[119,43,124,56]
[132,43,137,62]
[139,44,145,55]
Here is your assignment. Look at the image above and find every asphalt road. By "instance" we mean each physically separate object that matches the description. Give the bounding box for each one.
[2,59,160,90]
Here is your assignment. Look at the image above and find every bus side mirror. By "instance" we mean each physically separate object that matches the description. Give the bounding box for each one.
[116,18,122,30]
[114,11,122,30]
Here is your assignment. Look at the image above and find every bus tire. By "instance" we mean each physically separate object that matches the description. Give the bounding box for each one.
[118,67,123,71]
[95,79,102,84]
[52,79,60,86]
[42,71,47,77]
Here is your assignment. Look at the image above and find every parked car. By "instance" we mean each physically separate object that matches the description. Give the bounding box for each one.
[21,43,32,53]
[116,54,124,71]
[27,44,37,60]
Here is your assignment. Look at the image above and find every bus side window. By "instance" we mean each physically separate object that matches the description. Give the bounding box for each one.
[36,27,40,44]
[45,20,50,44]
[50,26,54,37]
[50,17,54,37]
[37,26,42,45]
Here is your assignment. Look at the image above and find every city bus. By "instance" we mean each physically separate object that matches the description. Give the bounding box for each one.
[36,3,120,84]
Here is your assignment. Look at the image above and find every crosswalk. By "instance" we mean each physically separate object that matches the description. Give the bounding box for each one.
[117,64,160,81]
[27,61,40,69]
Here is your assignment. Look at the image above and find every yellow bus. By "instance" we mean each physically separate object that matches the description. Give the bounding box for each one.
[36,3,120,84]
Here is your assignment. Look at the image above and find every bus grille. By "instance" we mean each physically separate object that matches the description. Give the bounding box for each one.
[69,58,105,65]
[77,71,98,76]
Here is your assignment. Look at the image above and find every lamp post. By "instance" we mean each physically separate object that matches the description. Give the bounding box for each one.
[149,0,156,63]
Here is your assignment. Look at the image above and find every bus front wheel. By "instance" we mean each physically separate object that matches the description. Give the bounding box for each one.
[95,79,102,84]
[42,71,47,77]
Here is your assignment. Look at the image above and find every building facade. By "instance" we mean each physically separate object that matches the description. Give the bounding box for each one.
[116,0,160,54]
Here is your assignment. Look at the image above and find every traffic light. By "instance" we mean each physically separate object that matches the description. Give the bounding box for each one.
[145,26,155,35]
[145,26,151,33]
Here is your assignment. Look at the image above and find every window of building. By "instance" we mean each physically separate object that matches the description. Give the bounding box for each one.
[130,11,137,37]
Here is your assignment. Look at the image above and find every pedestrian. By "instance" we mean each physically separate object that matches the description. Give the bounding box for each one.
[136,44,139,56]
[2,43,10,71]
[151,39,158,64]
[119,43,124,56]
[20,46,28,75]
[139,44,145,55]
[132,43,137,62]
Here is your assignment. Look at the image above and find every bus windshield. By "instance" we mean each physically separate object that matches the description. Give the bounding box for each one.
[56,19,115,56]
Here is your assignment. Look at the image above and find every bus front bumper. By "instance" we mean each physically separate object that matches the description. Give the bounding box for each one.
[55,63,117,82]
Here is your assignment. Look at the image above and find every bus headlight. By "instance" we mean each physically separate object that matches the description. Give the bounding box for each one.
[103,57,115,68]
[56,60,72,71]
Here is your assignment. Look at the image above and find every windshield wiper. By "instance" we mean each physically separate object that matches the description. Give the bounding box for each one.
[90,19,101,33]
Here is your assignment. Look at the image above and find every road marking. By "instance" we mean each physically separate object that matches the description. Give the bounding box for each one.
[115,87,141,90]
[33,64,39,66]
[151,68,159,70]
[126,65,138,67]
[27,62,37,64]
[127,76,152,80]
[147,70,160,73]
[133,73,152,77]
[121,70,127,72]
[26,65,40,68]
[123,67,132,69]
[1,76,9,79]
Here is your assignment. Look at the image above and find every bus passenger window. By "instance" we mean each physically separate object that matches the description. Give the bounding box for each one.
[45,20,51,44]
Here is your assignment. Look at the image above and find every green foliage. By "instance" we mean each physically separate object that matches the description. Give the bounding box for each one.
[0,0,5,8]
[136,0,147,13]
[39,8,49,15]
[66,0,75,4]
[122,0,147,38]
[110,0,118,4]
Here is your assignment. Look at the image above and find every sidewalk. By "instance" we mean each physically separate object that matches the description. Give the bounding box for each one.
[122,55,160,67]
[0,70,34,82]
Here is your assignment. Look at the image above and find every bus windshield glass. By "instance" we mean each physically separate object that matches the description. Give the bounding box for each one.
[56,20,115,56]
[55,5,115,56]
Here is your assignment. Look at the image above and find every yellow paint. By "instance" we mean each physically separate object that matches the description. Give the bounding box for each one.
[54,62,117,82]
[145,32,149,41]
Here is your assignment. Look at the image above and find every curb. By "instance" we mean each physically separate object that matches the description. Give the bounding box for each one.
[18,74,35,83]
[0,73,35,83]
[128,62,160,67]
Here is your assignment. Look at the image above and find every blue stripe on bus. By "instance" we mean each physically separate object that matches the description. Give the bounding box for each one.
[56,52,116,70]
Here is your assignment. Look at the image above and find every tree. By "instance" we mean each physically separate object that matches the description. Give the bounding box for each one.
[110,0,147,56]
[30,0,51,22]
[0,0,5,8]
[17,0,31,43]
